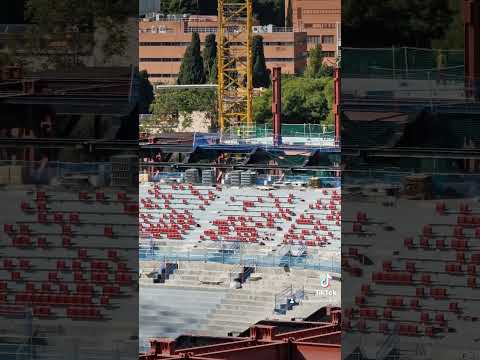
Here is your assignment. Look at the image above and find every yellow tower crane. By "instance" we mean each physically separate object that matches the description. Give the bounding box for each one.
[217,0,254,134]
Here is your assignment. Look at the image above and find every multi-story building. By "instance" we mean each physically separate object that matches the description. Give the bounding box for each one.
[139,15,308,84]
[286,0,341,64]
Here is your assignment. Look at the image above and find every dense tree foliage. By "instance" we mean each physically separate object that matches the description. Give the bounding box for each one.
[177,32,205,84]
[198,0,216,15]
[203,34,217,83]
[342,0,454,48]
[432,0,464,49]
[146,89,217,132]
[305,45,334,78]
[253,76,333,125]
[25,0,133,35]
[162,0,198,14]
[253,0,285,26]
[24,0,134,67]
[198,0,286,26]
[252,35,270,88]
[163,0,285,26]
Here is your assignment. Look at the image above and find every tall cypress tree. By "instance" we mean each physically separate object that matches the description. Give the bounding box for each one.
[285,0,293,27]
[306,44,327,78]
[252,35,270,88]
[177,32,205,84]
[202,34,217,83]
[138,70,154,114]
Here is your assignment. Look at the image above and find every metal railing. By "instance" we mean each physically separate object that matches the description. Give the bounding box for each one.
[274,285,305,313]
[0,160,113,186]
[221,124,336,138]
[217,124,337,147]
[376,323,400,360]
[139,247,341,273]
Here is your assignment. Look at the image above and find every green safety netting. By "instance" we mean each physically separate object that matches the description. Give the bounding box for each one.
[228,124,335,139]
[342,47,464,80]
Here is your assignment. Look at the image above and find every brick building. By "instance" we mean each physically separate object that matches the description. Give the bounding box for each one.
[286,0,341,64]
[139,15,308,84]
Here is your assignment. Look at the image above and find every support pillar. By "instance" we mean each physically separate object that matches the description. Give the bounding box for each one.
[334,67,341,145]
[272,67,282,146]
[464,0,480,99]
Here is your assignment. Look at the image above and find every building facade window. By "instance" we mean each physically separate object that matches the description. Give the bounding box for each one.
[307,36,321,45]
[313,23,337,29]
[322,35,335,44]
[140,58,182,62]
[140,42,191,46]
[303,9,340,15]
[148,74,178,78]
[140,41,248,47]
[264,42,294,46]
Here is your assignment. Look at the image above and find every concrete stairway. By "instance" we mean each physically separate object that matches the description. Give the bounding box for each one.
[139,285,228,348]
[161,262,242,288]
[196,287,275,337]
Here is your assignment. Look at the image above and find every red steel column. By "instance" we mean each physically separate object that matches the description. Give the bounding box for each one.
[334,67,341,145]
[464,0,480,99]
[272,67,282,146]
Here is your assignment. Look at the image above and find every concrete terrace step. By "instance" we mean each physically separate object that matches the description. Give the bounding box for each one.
[224,293,274,302]
[168,273,231,282]
[162,281,230,289]
[212,306,273,317]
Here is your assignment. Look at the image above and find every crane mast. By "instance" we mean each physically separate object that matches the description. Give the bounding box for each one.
[217,0,254,133]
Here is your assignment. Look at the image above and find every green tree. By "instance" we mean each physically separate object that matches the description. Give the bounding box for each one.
[285,0,293,27]
[198,1,285,26]
[24,0,134,68]
[253,76,332,125]
[177,32,206,84]
[432,0,463,49]
[305,45,334,78]
[163,0,198,14]
[252,35,271,88]
[203,34,217,83]
[342,0,454,48]
[210,57,218,84]
[254,0,285,26]
[306,45,324,78]
[148,89,217,132]
[138,70,155,114]
[198,0,217,15]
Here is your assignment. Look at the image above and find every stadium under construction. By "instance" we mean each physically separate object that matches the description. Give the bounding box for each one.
[138,9,342,353]
[138,125,342,351]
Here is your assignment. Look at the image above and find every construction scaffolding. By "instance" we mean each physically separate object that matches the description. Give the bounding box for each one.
[217,0,254,132]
